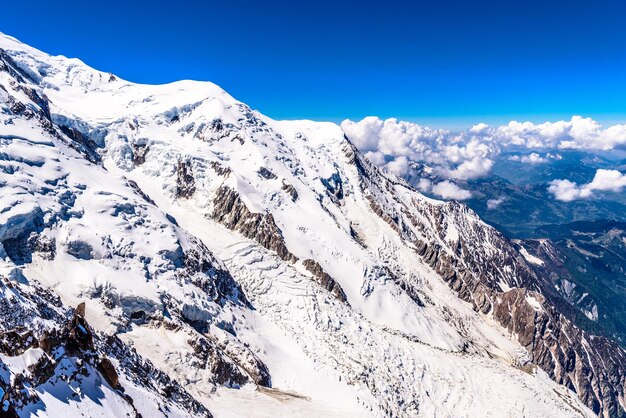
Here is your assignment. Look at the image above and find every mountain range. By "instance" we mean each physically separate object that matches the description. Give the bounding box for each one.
[0,33,624,417]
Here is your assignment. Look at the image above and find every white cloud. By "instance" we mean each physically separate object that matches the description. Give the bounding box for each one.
[342,116,626,203]
[386,155,411,177]
[496,116,626,150]
[546,152,563,161]
[470,123,489,134]
[364,150,386,166]
[548,179,591,201]
[586,169,626,191]
[509,152,560,164]
[431,181,472,200]
[342,116,384,152]
[522,153,547,164]
[487,197,506,209]
[548,169,626,201]
[341,116,626,184]
[446,156,494,179]
[519,153,548,164]
[416,178,472,200]
[416,178,433,192]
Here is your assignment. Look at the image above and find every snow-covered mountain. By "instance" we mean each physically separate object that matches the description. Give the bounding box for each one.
[0,32,624,417]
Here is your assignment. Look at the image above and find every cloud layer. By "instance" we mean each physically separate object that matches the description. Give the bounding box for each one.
[548,169,626,201]
[341,116,626,182]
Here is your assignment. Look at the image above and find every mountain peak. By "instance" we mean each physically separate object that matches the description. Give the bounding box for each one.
[0,32,623,417]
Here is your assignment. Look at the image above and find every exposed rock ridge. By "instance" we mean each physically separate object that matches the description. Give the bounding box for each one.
[176,159,196,198]
[211,185,298,263]
[302,259,348,303]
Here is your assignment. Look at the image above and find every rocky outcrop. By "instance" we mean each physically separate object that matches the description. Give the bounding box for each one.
[209,161,232,177]
[27,233,56,260]
[132,140,149,165]
[302,259,348,303]
[188,335,247,387]
[182,235,251,308]
[0,277,214,417]
[57,124,102,163]
[1,303,128,415]
[0,329,38,356]
[98,357,120,389]
[176,159,196,198]
[211,186,297,263]
[126,178,157,205]
[98,333,212,417]
[188,334,271,388]
[321,172,344,202]
[257,167,277,180]
[281,180,299,202]
[193,118,244,145]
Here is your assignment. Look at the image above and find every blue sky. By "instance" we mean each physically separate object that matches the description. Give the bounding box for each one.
[1,0,625,127]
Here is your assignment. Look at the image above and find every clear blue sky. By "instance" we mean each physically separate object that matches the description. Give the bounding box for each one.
[1,0,625,127]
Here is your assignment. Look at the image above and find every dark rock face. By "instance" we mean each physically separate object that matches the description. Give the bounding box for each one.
[0,208,45,265]
[2,235,33,264]
[98,357,120,389]
[345,143,626,417]
[0,329,39,356]
[257,167,277,180]
[176,159,196,198]
[58,124,102,163]
[281,181,299,202]
[132,140,149,166]
[75,301,86,318]
[27,233,56,260]
[211,186,298,263]
[126,178,157,205]
[188,335,271,388]
[193,117,244,144]
[188,336,247,387]
[65,239,94,260]
[209,161,232,177]
[98,333,212,418]
[321,172,344,202]
[182,235,252,308]
[302,259,348,303]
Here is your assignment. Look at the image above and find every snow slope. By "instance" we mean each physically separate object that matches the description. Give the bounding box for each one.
[0,32,623,417]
